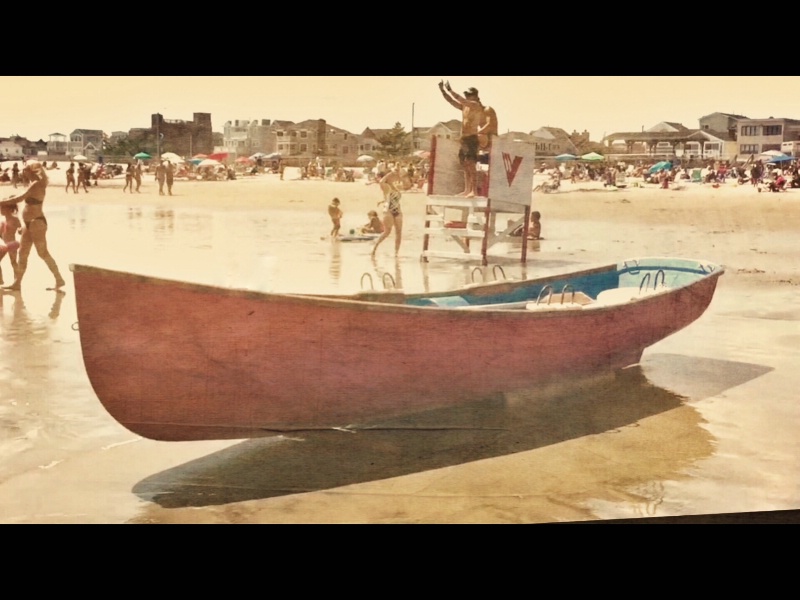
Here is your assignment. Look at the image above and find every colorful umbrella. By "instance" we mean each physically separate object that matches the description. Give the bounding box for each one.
[208,152,228,162]
[133,152,151,160]
[555,153,577,161]
[580,152,604,161]
[235,156,254,164]
[648,160,673,174]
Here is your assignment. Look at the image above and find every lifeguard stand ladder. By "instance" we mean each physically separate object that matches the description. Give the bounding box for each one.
[421,136,537,266]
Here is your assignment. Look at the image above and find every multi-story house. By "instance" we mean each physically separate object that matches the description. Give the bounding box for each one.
[0,137,25,160]
[736,117,800,157]
[602,113,744,163]
[68,128,104,160]
[46,133,70,157]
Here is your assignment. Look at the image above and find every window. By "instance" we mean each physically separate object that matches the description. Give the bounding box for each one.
[342,147,350,155]
[739,144,759,154]
[300,131,307,138]
[300,144,307,152]
[763,125,782,136]
[741,126,759,136]
[276,131,285,137]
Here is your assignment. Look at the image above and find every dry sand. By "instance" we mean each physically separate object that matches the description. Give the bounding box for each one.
[1,162,799,523]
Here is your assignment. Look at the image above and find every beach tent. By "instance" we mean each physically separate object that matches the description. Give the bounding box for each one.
[580,152,604,161]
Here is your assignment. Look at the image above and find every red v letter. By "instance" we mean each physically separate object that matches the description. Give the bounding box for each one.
[502,153,523,185]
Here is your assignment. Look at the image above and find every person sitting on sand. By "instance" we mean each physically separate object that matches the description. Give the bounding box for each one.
[0,161,66,292]
[360,210,385,235]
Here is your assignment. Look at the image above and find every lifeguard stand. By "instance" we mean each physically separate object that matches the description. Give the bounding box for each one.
[421,136,537,266]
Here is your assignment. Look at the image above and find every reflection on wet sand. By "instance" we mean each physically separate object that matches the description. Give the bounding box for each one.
[131,353,770,517]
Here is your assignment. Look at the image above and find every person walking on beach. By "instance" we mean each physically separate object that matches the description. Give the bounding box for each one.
[328,197,343,237]
[123,162,135,193]
[165,161,174,195]
[11,162,20,189]
[371,169,404,257]
[438,80,485,197]
[76,162,90,193]
[65,162,78,193]
[0,161,66,292]
[155,161,166,195]
[0,202,22,286]
[134,162,143,193]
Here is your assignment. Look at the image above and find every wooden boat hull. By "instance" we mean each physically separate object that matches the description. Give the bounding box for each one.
[71,258,723,441]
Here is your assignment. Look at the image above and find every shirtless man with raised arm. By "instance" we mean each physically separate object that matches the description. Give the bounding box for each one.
[438,80,485,197]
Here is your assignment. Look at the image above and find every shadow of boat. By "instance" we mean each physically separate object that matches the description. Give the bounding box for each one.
[133,353,772,509]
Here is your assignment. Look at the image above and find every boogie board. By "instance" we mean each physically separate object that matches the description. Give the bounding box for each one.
[338,233,380,243]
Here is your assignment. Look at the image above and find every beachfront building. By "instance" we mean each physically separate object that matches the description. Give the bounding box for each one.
[45,133,69,157]
[736,117,800,157]
[601,113,743,163]
[124,113,214,159]
[0,137,25,160]
[68,129,104,161]
[222,119,278,157]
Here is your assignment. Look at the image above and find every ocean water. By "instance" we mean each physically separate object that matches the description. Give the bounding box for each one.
[1,200,798,523]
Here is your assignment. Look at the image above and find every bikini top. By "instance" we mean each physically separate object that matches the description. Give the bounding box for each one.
[25,199,43,205]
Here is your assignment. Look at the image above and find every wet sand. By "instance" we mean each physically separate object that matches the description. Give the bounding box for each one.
[1,166,799,523]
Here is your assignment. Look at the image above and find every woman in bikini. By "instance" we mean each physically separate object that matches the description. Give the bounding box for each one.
[0,161,66,292]
[371,168,404,257]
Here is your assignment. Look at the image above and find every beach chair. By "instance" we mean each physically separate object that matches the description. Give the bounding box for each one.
[691,169,702,183]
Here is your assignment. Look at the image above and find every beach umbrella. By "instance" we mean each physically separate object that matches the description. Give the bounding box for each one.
[648,160,673,174]
[161,152,183,162]
[197,158,221,168]
[189,158,203,165]
[356,154,374,163]
[133,152,151,160]
[761,153,792,163]
[249,152,268,160]
[73,154,88,161]
[192,154,208,159]
[235,156,254,164]
[580,152,604,161]
[265,152,282,160]
[208,152,228,162]
[555,153,577,161]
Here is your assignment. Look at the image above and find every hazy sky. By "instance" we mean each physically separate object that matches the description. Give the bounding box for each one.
[2,76,798,142]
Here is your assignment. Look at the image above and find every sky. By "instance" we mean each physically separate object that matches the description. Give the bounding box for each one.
[2,76,800,143]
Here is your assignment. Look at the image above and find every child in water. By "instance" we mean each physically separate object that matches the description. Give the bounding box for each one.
[360,209,385,234]
[528,210,542,240]
[0,202,22,286]
[328,197,343,237]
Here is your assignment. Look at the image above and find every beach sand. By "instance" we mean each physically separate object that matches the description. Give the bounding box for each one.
[1,163,798,523]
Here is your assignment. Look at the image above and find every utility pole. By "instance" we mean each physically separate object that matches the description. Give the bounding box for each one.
[156,113,161,159]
